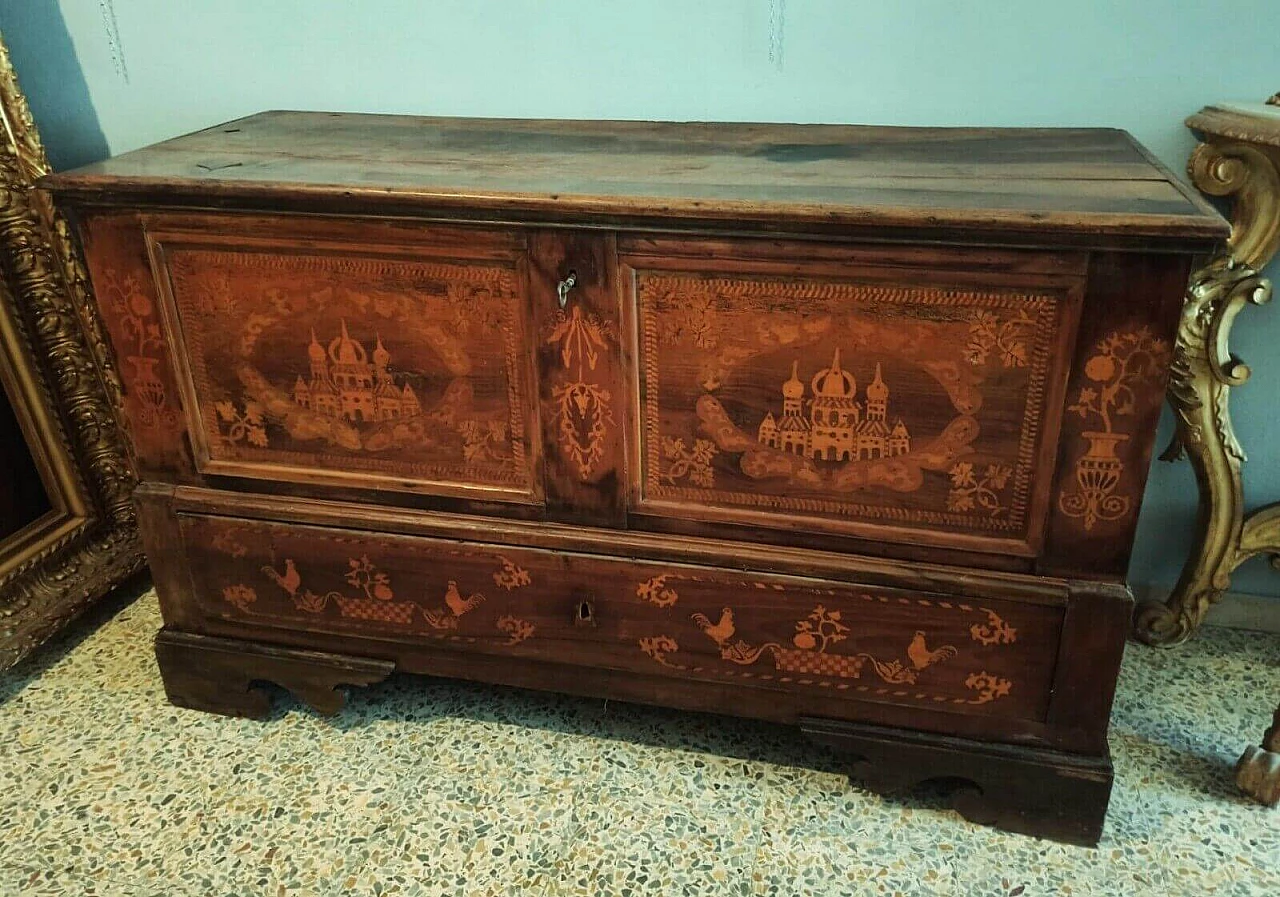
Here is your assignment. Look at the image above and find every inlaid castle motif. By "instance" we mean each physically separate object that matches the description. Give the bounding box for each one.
[292,321,423,423]
[757,349,910,461]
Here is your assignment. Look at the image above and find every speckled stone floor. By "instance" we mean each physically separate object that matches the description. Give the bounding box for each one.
[1,584,1277,897]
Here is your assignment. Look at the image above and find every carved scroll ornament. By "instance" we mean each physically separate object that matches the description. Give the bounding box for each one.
[1136,100,1280,646]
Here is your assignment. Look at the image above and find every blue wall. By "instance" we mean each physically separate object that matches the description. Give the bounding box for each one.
[6,0,1280,598]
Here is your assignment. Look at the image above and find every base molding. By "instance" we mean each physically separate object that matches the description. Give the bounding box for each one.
[152,627,1115,844]
[800,717,1113,846]
[154,628,394,719]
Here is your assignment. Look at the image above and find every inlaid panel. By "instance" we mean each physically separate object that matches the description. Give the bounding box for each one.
[178,512,1063,722]
[150,227,541,503]
[82,213,195,478]
[1041,253,1189,577]
[628,254,1082,555]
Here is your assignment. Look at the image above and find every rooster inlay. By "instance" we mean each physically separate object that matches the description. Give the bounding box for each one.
[691,607,735,645]
[423,580,486,631]
[444,581,485,617]
[262,558,300,597]
[906,630,958,670]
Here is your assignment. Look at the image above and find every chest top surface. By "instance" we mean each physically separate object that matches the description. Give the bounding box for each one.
[43,111,1225,248]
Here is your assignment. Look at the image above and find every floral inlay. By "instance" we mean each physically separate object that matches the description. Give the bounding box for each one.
[636,574,680,608]
[965,309,1035,368]
[345,555,393,600]
[496,615,535,646]
[492,558,531,591]
[99,269,175,430]
[791,605,849,651]
[448,282,503,335]
[214,399,268,447]
[946,462,1013,517]
[970,610,1018,646]
[221,584,257,612]
[965,671,1014,704]
[210,529,249,558]
[459,420,509,464]
[656,289,718,349]
[547,306,613,478]
[639,635,679,666]
[660,437,718,487]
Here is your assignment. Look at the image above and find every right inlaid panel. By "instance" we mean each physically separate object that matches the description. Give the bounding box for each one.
[627,249,1083,555]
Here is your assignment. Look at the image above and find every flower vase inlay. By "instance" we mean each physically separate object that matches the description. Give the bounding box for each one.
[1059,328,1170,531]
[1060,431,1131,530]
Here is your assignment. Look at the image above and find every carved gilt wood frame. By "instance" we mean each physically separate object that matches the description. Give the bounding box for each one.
[0,35,142,668]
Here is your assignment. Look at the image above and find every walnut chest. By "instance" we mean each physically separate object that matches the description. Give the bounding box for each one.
[45,112,1227,844]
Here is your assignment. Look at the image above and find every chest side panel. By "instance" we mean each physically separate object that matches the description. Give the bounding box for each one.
[146,216,543,505]
[623,240,1085,559]
[79,212,196,479]
[1041,252,1191,577]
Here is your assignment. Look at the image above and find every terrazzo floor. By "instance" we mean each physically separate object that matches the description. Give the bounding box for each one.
[1,583,1278,897]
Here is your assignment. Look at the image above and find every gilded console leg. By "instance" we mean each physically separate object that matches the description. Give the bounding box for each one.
[800,718,1113,846]
[154,629,394,719]
[1132,111,1280,815]
[1236,705,1280,807]
[1134,257,1272,645]
[1136,124,1280,645]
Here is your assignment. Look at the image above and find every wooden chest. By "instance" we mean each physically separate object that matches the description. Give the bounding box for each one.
[44,112,1226,844]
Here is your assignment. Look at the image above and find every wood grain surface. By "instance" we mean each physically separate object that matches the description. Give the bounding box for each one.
[44,112,1226,247]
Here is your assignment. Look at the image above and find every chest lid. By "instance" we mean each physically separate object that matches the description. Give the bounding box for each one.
[43,111,1226,250]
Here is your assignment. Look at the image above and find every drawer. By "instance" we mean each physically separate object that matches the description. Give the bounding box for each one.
[175,511,1065,725]
[143,216,544,505]
[620,237,1087,559]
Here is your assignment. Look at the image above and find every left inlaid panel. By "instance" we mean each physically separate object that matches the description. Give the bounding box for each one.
[129,215,544,505]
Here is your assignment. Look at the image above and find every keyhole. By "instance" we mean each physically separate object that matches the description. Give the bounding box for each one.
[575,599,595,626]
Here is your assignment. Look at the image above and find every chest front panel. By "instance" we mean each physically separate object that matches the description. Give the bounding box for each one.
[82,211,1173,575]
[623,241,1085,557]
[146,219,542,505]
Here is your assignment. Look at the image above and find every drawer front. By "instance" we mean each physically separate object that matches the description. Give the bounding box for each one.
[622,240,1085,557]
[178,513,1064,723]
[145,217,542,504]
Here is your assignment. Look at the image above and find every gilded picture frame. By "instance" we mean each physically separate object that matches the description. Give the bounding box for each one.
[0,33,142,668]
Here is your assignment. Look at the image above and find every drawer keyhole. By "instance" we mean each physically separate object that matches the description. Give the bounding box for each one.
[575,599,595,627]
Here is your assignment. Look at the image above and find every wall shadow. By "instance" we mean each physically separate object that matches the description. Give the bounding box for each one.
[0,0,109,170]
